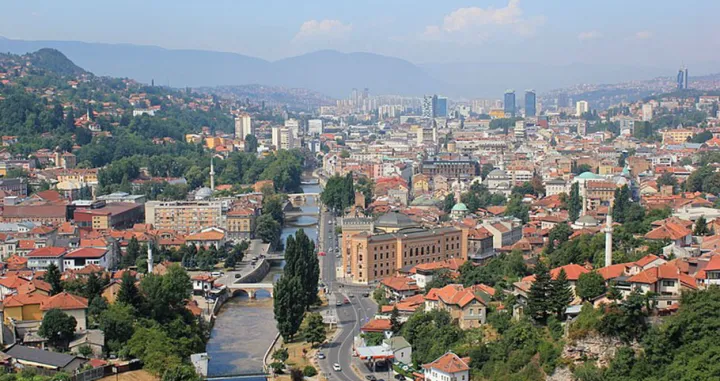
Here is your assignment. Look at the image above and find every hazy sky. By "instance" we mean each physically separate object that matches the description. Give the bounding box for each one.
[2,0,718,67]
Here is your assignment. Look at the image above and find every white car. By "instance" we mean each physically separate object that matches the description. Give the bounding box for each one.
[333,363,342,371]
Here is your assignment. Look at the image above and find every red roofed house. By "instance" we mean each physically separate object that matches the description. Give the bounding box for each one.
[0,276,30,300]
[520,264,590,297]
[185,227,226,249]
[697,255,720,288]
[62,248,112,271]
[422,352,470,381]
[360,318,392,334]
[644,222,693,247]
[380,276,420,300]
[26,247,67,271]
[191,274,217,295]
[41,292,89,331]
[425,284,488,329]
[628,263,698,309]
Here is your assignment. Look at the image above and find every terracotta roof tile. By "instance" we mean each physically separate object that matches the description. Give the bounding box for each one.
[40,292,88,310]
[27,247,67,258]
[422,352,469,374]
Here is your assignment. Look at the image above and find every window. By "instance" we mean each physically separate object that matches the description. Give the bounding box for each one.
[662,280,675,287]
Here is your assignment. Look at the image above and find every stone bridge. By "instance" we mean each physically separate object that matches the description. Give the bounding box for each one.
[228,282,274,298]
[287,193,320,204]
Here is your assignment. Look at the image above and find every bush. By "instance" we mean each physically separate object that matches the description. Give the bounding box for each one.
[569,303,602,340]
[303,365,317,377]
[269,362,285,374]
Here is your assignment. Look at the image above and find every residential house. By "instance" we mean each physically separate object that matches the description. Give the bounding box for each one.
[2,294,48,324]
[425,284,489,329]
[0,276,30,300]
[62,248,111,271]
[26,247,67,271]
[422,352,470,381]
[69,330,104,358]
[40,292,88,331]
[628,263,698,308]
[644,221,693,248]
[185,228,226,249]
[380,276,420,300]
[191,274,217,296]
[4,344,87,373]
[383,336,412,365]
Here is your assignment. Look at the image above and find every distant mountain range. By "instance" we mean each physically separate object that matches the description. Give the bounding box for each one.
[0,36,711,98]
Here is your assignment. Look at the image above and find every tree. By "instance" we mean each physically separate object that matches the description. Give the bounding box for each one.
[599,289,648,343]
[443,193,456,213]
[657,172,677,190]
[607,282,623,301]
[546,223,572,254]
[162,365,201,381]
[289,368,303,381]
[123,236,141,268]
[568,183,582,222]
[576,271,606,301]
[84,272,103,301]
[612,185,632,223]
[302,366,317,378]
[694,215,710,236]
[117,271,142,308]
[480,163,495,179]
[98,301,136,353]
[78,345,93,358]
[303,313,326,347]
[256,214,281,249]
[272,348,289,362]
[274,275,306,341]
[126,325,182,375]
[550,269,573,318]
[390,306,401,334]
[39,309,77,349]
[46,263,63,295]
[504,194,529,224]
[244,134,258,153]
[527,261,552,322]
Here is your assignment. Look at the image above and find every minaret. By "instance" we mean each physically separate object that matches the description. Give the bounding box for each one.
[604,213,613,267]
[147,243,154,274]
[209,156,215,192]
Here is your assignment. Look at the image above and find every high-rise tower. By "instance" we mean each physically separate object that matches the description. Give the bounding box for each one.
[524,90,536,117]
[504,90,516,117]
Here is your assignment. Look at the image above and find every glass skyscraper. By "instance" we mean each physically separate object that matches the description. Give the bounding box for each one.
[504,90,516,117]
[434,96,448,118]
[524,90,536,117]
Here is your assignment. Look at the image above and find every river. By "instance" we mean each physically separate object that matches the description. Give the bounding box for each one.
[205,182,320,379]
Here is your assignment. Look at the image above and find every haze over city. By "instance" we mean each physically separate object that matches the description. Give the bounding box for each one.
[1,2,720,381]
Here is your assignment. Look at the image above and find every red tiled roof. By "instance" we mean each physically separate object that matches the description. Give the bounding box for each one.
[0,276,30,290]
[705,255,720,272]
[40,292,88,310]
[644,222,692,241]
[27,247,67,258]
[381,276,419,292]
[422,352,469,374]
[361,318,392,333]
[64,248,107,259]
[3,293,48,307]
[550,264,590,281]
[597,264,629,280]
[634,254,662,268]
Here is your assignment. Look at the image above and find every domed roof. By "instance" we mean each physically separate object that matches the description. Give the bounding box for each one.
[576,215,598,225]
[576,172,602,180]
[451,203,469,212]
[195,187,212,200]
[376,211,417,228]
[487,169,507,178]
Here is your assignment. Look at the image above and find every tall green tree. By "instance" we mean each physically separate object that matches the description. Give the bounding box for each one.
[527,261,552,322]
[568,183,582,222]
[117,271,143,309]
[390,306,401,334]
[46,263,63,295]
[443,193,456,213]
[612,185,632,223]
[694,215,710,236]
[98,303,135,353]
[550,269,573,318]
[244,134,258,153]
[274,275,306,342]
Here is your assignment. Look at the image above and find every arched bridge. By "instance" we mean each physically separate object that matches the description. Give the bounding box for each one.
[287,193,320,204]
[228,283,274,298]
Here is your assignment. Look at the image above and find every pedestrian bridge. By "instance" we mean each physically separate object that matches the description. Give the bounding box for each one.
[228,283,274,298]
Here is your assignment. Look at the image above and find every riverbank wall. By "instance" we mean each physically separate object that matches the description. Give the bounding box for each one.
[237,258,271,283]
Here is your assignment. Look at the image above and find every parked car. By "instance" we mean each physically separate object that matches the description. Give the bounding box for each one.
[394,375,405,381]
[336,301,343,307]
[333,363,342,371]
[317,353,326,359]
[211,272,222,277]
[343,297,350,304]
[362,292,370,297]
[234,274,242,279]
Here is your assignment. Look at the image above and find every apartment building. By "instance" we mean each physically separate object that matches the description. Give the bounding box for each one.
[145,200,224,234]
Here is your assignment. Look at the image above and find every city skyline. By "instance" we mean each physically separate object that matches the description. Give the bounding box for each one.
[1,0,719,70]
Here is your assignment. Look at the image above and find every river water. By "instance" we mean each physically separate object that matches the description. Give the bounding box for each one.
[205,182,320,379]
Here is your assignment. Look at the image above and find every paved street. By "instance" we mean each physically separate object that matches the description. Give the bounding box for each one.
[316,207,378,381]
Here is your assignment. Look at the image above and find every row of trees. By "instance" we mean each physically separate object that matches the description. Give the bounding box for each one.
[273,229,320,341]
[321,173,355,213]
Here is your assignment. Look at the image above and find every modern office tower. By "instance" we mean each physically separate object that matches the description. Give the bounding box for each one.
[234,113,252,139]
[524,90,536,117]
[504,90,516,117]
[677,68,685,90]
[575,100,589,116]
[422,95,433,118]
[684,67,689,89]
[434,96,448,118]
